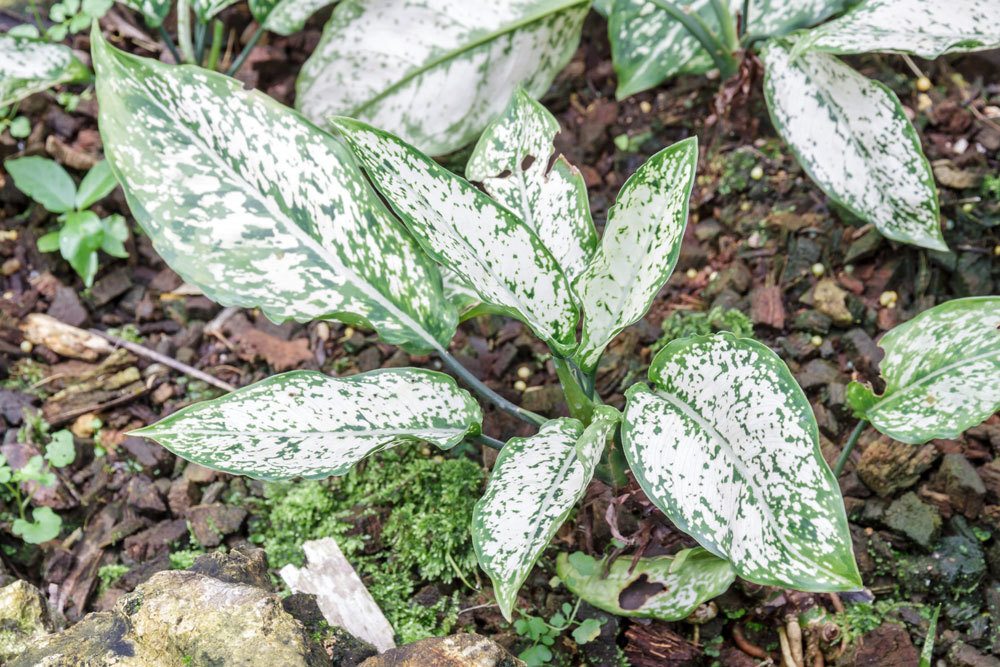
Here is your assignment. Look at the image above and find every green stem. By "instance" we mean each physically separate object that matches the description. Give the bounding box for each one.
[738,0,750,38]
[175,0,196,63]
[650,0,738,78]
[553,357,595,424]
[225,24,266,77]
[205,20,224,70]
[194,20,207,65]
[710,0,738,51]
[435,348,545,427]
[158,25,183,64]
[833,419,868,477]
[472,433,506,451]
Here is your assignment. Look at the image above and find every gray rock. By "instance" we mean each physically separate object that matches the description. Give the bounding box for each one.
[189,545,271,589]
[884,492,942,549]
[947,641,1000,667]
[900,536,986,600]
[933,454,987,518]
[360,634,523,667]
[856,437,938,497]
[185,503,247,547]
[0,580,55,662]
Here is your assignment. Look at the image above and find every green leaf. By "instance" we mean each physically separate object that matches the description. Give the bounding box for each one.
[556,548,735,620]
[75,160,118,209]
[12,455,56,487]
[100,214,130,258]
[622,333,861,591]
[573,137,697,372]
[571,618,603,644]
[251,0,339,34]
[849,297,1000,444]
[192,0,240,20]
[4,155,77,213]
[467,88,597,286]
[132,368,482,480]
[12,506,62,544]
[297,0,589,156]
[9,115,31,138]
[795,0,1000,59]
[59,210,104,286]
[0,34,91,108]
[37,231,61,253]
[519,645,553,667]
[91,28,456,355]
[473,407,620,621]
[45,430,76,468]
[761,40,946,252]
[331,117,579,357]
[117,0,170,25]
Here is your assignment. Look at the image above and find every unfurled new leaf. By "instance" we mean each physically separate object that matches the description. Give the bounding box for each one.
[91,28,456,354]
[796,0,1000,59]
[556,548,735,620]
[0,34,90,108]
[297,0,589,155]
[622,333,861,591]
[848,297,1000,444]
[467,88,597,287]
[761,41,946,251]
[473,407,620,621]
[332,117,578,356]
[132,369,482,480]
[573,137,697,371]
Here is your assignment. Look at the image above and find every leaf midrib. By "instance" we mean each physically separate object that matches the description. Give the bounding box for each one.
[350,0,588,117]
[140,427,465,438]
[870,347,999,414]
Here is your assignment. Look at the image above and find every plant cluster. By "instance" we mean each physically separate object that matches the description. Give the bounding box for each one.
[0,428,75,545]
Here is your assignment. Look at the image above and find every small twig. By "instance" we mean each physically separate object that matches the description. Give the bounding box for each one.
[900,54,925,79]
[88,328,236,392]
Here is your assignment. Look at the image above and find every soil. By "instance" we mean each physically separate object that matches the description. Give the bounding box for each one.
[2,6,1000,666]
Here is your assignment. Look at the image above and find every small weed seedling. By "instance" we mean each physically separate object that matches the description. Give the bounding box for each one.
[515,599,604,666]
[0,429,75,544]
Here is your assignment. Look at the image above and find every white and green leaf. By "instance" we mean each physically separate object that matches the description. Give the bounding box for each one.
[132,369,482,480]
[0,34,90,109]
[473,407,620,621]
[761,41,946,252]
[297,0,589,156]
[573,137,697,372]
[556,548,735,620]
[848,297,1000,444]
[117,0,171,27]
[795,0,1000,59]
[192,0,240,20]
[331,117,579,357]
[622,333,861,591]
[91,28,456,355]
[256,0,339,34]
[467,88,597,287]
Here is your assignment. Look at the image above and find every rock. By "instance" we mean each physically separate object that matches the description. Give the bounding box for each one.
[849,622,918,666]
[167,476,200,516]
[185,503,247,547]
[791,309,832,334]
[11,611,131,666]
[749,285,785,329]
[283,594,378,666]
[0,580,55,662]
[947,641,1000,667]
[47,285,88,328]
[0,389,36,426]
[795,358,842,390]
[884,492,942,549]
[978,460,1000,503]
[123,519,189,562]
[360,634,523,667]
[857,437,938,497]
[931,454,986,518]
[189,546,271,590]
[125,477,168,516]
[986,583,1000,654]
[841,328,883,376]
[900,536,986,600]
[809,278,854,326]
[90,267,133,307]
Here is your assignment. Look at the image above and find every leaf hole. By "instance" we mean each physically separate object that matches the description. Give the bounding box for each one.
[520,154,536,171]
[618,574,667,610]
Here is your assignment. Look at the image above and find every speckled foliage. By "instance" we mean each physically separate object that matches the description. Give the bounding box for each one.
[796,0,1000,58]
[467,88,597,288]
[91,30,457,355]
[117,0,171,27]
[132,369,482,479]
[252,0,337,34]
[761,41,946,252]
[573,137,698,372]
[472,407,619,621]
[331,117,579,357]
[296,0,589,155]
[622,333,861,591]
[849,297,1000,445]
[556,548,735,619]
[0,34,90,108]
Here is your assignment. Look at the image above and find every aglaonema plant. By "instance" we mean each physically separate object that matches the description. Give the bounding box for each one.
[89,27,992,624]
[602,0,1000,252]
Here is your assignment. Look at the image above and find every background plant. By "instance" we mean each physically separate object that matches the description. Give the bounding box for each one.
[0,428,75,545]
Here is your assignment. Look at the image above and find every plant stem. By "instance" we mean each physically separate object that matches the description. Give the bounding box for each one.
[552,357,595,424]
[649,0,738,78]
[194,20,207,65]
[472,433,506,451]
[710,0,738,51]
[175,0,196,63]
[225,24,265,77]
[435,348,545,427]
[205,20,224,70]
[738,0,750,38]
[158,25,183,64]
[833,419,868,477]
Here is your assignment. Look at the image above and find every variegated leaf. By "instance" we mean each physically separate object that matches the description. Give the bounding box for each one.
[467,88,597,286]
[556,548,735,620]
[118,0,171,27]
[331,117,578,356]
[622,333,861,591]
[473,407,620,621]
[297,0,588,156]
[608,0,846,98]
[796,0,1000,59]
[132,369,482,479]
[761,41,946,252]
[848,297,1000,444]
[256,0,339,34]
[193,0,240,20]
[91,29,456,355]
[573,137,697,372]
[0,34,90,108]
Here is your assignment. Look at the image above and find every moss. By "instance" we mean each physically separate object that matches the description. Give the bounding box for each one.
[169,548,207,570]
[716,147,758,196]
[97,564,130,595]
[652,306,754,354]
[248,448,483,644]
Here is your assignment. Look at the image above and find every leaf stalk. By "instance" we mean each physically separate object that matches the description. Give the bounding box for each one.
[175,0,196,64]
[833,419,868,477]
[225,24,266,77]
[435,347,546,427]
